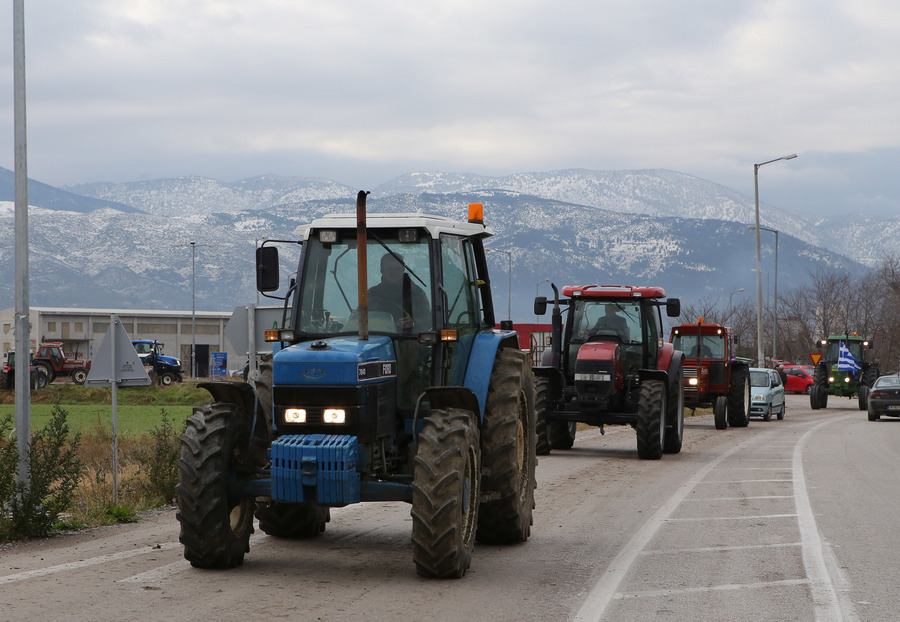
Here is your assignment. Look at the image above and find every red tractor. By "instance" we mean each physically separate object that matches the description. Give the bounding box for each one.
[669,320,750,430]
[33,342,91,385]
[533,284,684,460]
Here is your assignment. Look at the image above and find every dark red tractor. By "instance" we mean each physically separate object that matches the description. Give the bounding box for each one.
[533,284,684,460]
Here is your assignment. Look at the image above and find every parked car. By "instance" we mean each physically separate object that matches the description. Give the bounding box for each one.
[782,365,814,394]
[867,374,900,421]
[749,367,786,421]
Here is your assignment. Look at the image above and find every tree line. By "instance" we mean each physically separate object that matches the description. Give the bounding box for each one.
[676,256,900,373]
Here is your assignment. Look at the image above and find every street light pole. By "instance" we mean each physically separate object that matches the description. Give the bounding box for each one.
[748,225,780,359]
[753,154,796,366]
[191,241,197,379]
[729,287,745,309]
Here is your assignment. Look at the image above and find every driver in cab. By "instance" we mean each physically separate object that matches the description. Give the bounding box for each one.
[367,252,430,333]
[582,304,630,342]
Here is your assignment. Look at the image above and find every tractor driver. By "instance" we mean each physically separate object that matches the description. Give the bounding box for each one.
[367,252,431,333]
[585,303,630,342]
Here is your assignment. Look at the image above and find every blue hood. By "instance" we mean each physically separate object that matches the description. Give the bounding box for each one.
[273,336,396,386]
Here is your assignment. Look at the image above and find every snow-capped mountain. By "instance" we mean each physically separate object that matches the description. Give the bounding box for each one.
[0,183,865,319]
[63,169,900,268]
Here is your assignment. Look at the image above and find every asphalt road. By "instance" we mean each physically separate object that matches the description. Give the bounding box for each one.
[2,393,896,621]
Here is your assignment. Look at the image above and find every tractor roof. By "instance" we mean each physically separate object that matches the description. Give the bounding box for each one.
[562,285,667,299]
[299,212,493,240]
[825,334,868,342]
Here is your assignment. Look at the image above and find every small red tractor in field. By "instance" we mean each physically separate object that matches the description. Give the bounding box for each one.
[533,284,684,459]
[33,342,91,385]
[669,320,750,430]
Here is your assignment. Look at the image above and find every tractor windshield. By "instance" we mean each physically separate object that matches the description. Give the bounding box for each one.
[296,229,434,336]
[824,339,863,362]
[570,300,642,344]
[133,342,152,355]
[672,334,726,359]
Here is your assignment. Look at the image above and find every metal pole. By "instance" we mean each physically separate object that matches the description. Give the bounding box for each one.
[752,154,796,366]
[507,252,512,322]
[773,229,778,359]
[191,241,196,378]
[13,0,31,489]
[110,314,119,504]
[754,164,763,367]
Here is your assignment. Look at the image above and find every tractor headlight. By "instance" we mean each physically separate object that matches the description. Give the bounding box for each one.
[323,408,346,424]
[688,377,698,386]
[284,408,307,423]
[828,376,835,383]
[844,376,851,383]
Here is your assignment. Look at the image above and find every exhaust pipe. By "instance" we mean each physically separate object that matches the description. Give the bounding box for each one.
[550,283,562,369]
[356,190,371,341]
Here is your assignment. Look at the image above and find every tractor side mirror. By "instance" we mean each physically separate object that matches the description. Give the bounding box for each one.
[665,298,681,318]
[534,296,548,316]
[256,246,280,292]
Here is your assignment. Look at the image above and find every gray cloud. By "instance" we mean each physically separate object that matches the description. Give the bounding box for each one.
[1,1,898,217]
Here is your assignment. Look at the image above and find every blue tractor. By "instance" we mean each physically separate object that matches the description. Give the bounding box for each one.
[176,193,537,578]
[132,339,184,385]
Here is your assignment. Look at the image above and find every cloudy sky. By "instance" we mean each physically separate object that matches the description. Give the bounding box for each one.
[2,1,899,218]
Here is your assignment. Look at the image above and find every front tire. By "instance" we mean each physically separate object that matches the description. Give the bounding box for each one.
[664,361,684,454]
[548,420,576,450]
[176,403,255,568]
[256,501,330,538]
[727,365,751,428]
[713,395,728,430]
[160,372,176,387]
[636,379,666,460]
[477,348,537,544]
[534,377,552,456]
[763,405,772,421]
[411,408,480,578]
[71,367,87,385]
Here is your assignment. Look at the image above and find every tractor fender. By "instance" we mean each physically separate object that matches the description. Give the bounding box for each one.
[664,348,685,391]
[656,342,676,376]
[463,330,521,420]
[639,368,668,386]
[197,381,258,420]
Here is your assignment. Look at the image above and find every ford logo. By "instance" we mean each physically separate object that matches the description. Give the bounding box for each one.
[302,367,327,379]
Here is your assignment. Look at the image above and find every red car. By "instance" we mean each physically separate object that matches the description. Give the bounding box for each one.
[782,365,814,394]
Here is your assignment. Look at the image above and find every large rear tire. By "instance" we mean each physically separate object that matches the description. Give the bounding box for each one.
[664,361,684,454]
[35,362,55,384]
[256,501,330,538]
[636,379,666,460]
[477,348,537,544]
[411,408,480,578]
[176,403,255,568]
[251,353,274,439]
[534,377,552,456]
[714,395,728,430]
[727,365,751,428]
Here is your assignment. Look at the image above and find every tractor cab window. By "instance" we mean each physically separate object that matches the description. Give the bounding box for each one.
[823,339,862,362]
[672,334,726,359]
[571,300,641,344]
[133,342,152,355]
[439,234,482,385]
[296,230,434,336]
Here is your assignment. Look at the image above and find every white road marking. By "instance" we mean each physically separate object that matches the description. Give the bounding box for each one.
[793,417,859,622]
[0,542,181,585]
[665,513,797,522]
[571,416,858,622]
[640,542,802,555]
[615,578,811,599]
[570,440,746,622]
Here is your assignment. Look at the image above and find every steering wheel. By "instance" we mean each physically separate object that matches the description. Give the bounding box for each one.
[586,330,622,343]
[371,299,410,331]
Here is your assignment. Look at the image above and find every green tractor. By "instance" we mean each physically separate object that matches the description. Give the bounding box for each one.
[809,334,878,410]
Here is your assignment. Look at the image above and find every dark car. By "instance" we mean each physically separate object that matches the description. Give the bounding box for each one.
[867,374,900,421]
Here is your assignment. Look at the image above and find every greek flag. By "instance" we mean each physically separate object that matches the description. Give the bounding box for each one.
[837,340,861,374]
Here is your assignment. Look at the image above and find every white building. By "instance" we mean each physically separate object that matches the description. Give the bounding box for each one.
[0,306,233,377]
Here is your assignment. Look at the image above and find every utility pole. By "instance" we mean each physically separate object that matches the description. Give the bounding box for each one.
[14,0,31,489]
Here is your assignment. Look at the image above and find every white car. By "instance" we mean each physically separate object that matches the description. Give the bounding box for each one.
[749,367,786,421]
